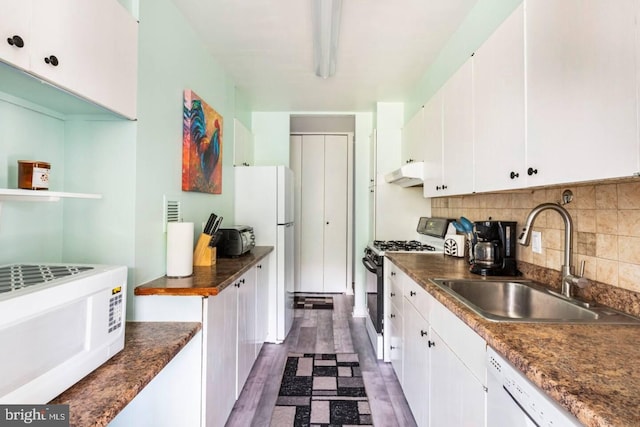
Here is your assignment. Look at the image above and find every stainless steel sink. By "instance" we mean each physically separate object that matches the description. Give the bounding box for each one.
[430,278,640,324]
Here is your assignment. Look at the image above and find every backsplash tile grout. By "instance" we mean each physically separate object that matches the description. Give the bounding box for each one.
[431,178,640,311]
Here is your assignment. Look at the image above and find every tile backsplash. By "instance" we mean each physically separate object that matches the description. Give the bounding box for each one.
[431,179,640,296]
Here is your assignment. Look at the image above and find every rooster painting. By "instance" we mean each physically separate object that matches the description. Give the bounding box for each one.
[182,90,223,194]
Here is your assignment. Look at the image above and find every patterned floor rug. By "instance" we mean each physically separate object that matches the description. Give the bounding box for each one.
[293,296,334,310]
[270,353,372,426]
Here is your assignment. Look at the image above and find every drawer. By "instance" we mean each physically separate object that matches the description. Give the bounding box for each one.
[430,297,487,386]
[403,277,431,321]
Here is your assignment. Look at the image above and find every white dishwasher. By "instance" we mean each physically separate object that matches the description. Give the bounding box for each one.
[486,347,583,427]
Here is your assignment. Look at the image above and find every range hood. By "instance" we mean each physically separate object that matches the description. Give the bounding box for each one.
[384,162,424,187]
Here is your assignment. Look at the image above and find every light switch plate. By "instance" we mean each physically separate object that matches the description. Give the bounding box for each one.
[532,231,542,254]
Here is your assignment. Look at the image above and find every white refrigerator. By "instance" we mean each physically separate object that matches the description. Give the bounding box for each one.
[235,166,294,343]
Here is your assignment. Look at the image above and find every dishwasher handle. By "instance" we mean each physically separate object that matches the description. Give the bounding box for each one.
[503,386,540,427]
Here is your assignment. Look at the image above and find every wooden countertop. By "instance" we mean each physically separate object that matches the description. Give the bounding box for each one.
[50,321,201,427]
[134,246,273,296]
[386,252,640,427]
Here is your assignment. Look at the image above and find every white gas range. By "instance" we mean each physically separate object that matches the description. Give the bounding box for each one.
[363,217,455,359]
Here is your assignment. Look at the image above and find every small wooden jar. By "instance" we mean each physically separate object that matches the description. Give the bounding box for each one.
[18,160,51,190]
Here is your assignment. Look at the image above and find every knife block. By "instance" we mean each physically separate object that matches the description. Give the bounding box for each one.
[193,233,216,266]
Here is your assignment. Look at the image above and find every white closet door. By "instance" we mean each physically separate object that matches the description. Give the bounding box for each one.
[300,135,325,292]
[290,136,303,292]
[323,134,348,292]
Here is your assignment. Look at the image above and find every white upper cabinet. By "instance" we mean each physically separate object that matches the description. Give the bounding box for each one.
[402,107,425,165]
[423,91,444,197]
[0,0,138,119]
[473,4,525,192]
[0,0,31,70]
[234,119,254,166]
[526,0,639,185]
[441,59,474,196]
[424,59,474,197]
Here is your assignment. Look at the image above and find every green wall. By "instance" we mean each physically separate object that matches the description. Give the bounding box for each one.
[0,100,65,263]
[0,0,242,320]
[134,0,238,290]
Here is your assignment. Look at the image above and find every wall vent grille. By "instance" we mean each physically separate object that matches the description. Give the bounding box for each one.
[163,196,181,232]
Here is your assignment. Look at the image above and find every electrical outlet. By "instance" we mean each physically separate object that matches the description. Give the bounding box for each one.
[532,231,542,254]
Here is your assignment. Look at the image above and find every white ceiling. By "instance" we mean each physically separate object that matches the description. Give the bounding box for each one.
[171,0,478,112]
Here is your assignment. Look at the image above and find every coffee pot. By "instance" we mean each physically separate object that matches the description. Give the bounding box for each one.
[470,220,519,276]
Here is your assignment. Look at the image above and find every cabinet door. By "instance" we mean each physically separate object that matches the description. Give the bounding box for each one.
[423,91,443,198]
[237,272,256,396]
[430,329,486,427]
[323,134,348,292]
[474,4,525,192]
[102,0,138,119]
[526,0,639,185]
[388,301,404,386]
[0,0,31,70]
[28,0,137,118]
[256,261,269,356]
[441,59,474,196]
[300,135,325,292]
[402,107,425,164]
[234,119,255,166]
[403,302,430,427]
[205,285,238,427]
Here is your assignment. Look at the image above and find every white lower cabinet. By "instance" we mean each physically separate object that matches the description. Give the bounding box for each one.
[403,300,431,427]
[429,329,486,427]
[236,271,257,395]
[388,299,404,385]
[133,257,270,427]
[385,260,487,427]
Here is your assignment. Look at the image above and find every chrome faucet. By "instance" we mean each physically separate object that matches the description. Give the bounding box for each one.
[518,203,588,298]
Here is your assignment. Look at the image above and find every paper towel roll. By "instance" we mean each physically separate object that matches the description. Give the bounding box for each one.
[166,222,194,277]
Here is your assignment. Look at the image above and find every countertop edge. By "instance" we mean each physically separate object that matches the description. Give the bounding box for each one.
[50,321,202,427]
[134,246,274,297]
[385,252,617,427]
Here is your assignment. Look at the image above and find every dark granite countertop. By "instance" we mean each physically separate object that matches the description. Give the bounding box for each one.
[50,321,201,427]
[386,252,640,427]
[134,246,273,296]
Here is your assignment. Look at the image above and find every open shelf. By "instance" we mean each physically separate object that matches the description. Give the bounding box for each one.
[0,188,102,202]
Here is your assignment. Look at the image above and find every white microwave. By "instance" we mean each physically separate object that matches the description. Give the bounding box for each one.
[0,263,127,403]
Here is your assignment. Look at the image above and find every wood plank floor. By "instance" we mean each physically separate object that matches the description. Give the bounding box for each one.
[225,294,417,427]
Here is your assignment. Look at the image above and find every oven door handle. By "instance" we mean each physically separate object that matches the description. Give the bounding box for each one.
[361,257,379,274]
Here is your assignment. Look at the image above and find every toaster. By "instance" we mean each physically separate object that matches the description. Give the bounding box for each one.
[218,226,255,257]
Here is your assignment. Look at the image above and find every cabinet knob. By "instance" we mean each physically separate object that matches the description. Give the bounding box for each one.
[510,171,519,179]
[527,167,538,176]
[391,272,396,276]
[240,278,245,284]
[234,282,240,288]
[326,221,329,225]
[442,185,447,190]
[7,35,24,48]
[410,291,416,296]
[370,189,374,193]
[390,313,396,319]
[436,186,441,191]
[420,330,428,337]
[428,341,435,348]
[257,264,262,269]
[44,55,59,66]
[390,345,396,350]
[390,292,395,297]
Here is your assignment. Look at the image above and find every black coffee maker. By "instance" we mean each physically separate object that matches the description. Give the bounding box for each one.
[470,220,519,276]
